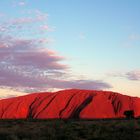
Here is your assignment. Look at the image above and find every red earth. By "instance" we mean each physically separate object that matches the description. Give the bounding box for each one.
[0,89,140,119]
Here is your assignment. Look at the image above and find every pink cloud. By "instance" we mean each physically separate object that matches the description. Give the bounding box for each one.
[38,38,55,44]
[9,15,47,26]
[0,35,111,92]
[40,25,55,32]
[0,10,48,37]
[0,36,66,70]
[11,17,34,24]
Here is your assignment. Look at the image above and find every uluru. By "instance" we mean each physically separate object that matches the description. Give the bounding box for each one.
[0,89,140,119]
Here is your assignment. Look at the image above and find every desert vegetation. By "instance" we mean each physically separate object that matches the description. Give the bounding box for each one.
[0,118,140,140]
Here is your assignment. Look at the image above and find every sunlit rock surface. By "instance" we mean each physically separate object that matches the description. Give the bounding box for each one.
[0,89,140,119]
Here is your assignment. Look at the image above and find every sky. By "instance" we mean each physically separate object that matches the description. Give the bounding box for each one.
[0,0,140,98]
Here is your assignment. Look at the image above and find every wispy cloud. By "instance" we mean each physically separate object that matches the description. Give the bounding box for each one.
[10,10,48,24]
[124,33,140,47]
[129,34,140,41]
[0,10,48,37]
[12,0,26,7]
[40,25,55,32]
[46,79,111,90]
[109,70,140,81]
[125,71,140,81]
[79,32,86,40]
[18,1,26,6]
[0,13,5,17]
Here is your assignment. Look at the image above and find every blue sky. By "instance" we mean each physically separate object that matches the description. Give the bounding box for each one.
[0,0,140,97]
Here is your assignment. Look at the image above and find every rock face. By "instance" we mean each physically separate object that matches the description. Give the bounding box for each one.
[0,89,140,119]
